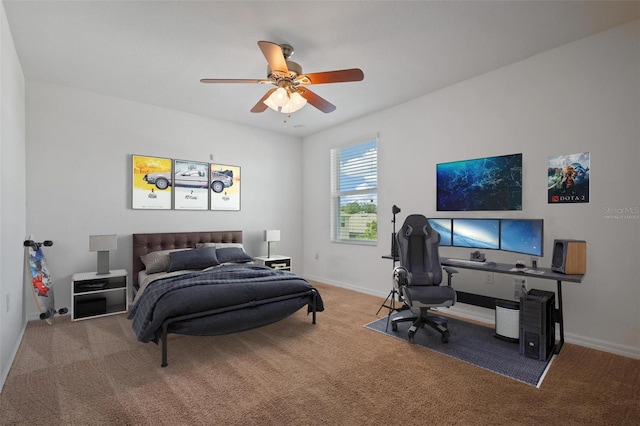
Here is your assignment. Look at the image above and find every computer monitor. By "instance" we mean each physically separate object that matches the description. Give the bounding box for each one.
[451,218,500,250]
[500,219,544,257]
[427,218,452,246]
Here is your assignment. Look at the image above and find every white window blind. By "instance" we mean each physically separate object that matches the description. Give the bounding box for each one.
[331,138,378,243]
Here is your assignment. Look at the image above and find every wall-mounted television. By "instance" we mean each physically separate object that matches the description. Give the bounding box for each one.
[500,219,544,257]
[451,219,500,250]
[436,153,523,211]
[427,218,452,246]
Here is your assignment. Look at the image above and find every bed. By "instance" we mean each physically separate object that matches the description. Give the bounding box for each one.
[129,231,323,367]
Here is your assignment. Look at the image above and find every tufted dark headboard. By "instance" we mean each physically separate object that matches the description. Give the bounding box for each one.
[132,230,242,288]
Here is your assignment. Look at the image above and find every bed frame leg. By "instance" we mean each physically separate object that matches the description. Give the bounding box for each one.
[312,290,317,324]
[161,323,169,367]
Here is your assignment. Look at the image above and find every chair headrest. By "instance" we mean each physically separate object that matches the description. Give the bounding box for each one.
[401,214,434,237]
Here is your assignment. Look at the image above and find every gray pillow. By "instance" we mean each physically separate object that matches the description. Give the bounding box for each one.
[167,247,219,272]
[140,249,188,274]
[216,247,253,264]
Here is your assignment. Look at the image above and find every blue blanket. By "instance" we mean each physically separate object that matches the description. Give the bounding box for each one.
[129,264,323,343]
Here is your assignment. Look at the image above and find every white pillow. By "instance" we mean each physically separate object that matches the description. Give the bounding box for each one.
[195,242,244,249]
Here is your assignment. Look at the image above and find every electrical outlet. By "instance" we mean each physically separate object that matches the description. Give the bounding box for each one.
[484,272,494,285]
[513,277,527,299]
[315,252,319,260]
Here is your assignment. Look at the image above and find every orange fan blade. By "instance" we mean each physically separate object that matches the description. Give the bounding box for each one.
[298,88,336,113]
[258,41,289,74]
[297,68,364,85]
[200,78,269,84]
[251,88,277,113]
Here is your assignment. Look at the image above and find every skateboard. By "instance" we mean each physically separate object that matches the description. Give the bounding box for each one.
[24,236,68,324]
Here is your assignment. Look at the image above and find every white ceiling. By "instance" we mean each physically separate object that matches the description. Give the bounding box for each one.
[4,1,639,137]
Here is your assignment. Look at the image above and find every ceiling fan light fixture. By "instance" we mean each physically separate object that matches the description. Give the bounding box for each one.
[280,91,307,114]
[264,87,289,111]
[201,41,363,115]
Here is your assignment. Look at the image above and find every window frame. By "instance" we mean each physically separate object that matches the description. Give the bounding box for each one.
[330,138,378,245]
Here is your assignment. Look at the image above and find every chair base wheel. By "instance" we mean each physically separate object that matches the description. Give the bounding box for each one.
[391,322,398,332]
[441,331,450,343]
[408,325,417,342]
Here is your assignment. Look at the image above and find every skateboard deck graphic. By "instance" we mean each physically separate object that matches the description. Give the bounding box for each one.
[24,236,67,324]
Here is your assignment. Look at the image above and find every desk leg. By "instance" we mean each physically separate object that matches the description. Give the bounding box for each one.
[555,280,564,354]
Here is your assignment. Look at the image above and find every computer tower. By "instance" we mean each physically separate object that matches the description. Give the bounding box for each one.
[551,239,586,274]
[519,289,555,361]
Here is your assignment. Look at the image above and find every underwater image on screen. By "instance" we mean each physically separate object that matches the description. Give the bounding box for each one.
[428,218,452,246]
[452,219,500,249]
[436,153,522,211]
[500,219,543,257]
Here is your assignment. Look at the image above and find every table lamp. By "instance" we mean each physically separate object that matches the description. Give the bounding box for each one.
[264,230,280,258]
[90,234,117,275]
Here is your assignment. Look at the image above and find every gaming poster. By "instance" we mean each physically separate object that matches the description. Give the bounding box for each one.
[547,152,590,204]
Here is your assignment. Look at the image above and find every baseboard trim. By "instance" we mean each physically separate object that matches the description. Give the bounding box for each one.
[304,274,386,299]
[564,333,640,359]
[0,321,27,394]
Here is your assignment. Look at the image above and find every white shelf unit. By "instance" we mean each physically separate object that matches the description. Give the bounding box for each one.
[71,269,128,321]
[253,255,291,271]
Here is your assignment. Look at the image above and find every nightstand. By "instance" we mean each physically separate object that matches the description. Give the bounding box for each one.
[71,269,128,321]
[254,255,291,271]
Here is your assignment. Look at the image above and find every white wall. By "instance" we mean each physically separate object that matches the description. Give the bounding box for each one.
[24,81,303,320]
[0,1,26,391]
[302,20,640,358]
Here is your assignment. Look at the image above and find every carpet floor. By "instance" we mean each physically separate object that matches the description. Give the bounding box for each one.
[365,312,553,387]
[1,281,639,425]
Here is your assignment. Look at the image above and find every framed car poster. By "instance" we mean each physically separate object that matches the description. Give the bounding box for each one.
[131,155,172,209]
[210,164,241,211]
[173,160,210,210]
[548,152,590,204]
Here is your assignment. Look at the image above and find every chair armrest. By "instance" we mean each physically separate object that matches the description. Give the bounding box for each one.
[443,266,458,286]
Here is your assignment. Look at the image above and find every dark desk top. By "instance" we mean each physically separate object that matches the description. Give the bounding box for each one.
[440,257,584,283]
[382,254,584,283]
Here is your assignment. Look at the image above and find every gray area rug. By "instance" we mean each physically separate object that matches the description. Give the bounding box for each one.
[365,312,553,387]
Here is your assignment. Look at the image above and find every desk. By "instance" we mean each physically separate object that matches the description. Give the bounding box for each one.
[440,258,584,354]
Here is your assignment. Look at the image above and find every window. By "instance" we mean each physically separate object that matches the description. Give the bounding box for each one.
[331,139,378,243]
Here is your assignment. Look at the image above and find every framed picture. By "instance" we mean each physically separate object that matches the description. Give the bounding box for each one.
[173,160,210,210]
[436,153,522,211]
[210,164,241,211]
[547,152,590,204]
[132,155,172,209]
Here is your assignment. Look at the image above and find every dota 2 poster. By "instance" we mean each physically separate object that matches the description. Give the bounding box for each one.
[548,152,590,204]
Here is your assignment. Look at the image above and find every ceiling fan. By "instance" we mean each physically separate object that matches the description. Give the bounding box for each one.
[200,41,364,115]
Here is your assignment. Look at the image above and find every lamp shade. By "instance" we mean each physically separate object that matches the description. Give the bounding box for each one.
[264,87,289,111]
[280,92,307,114]
[264,230,280,242]
[89,234,118,252]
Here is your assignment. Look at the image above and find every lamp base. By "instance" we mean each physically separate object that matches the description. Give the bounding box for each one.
[267,242,276,259]
[96,251,111,275]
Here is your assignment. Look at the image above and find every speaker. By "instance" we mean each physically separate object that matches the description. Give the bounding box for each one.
[520,289,555,361]
[551,239,586,274]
